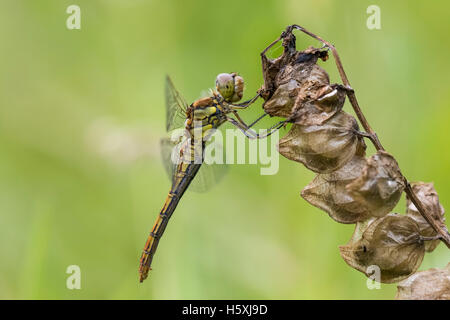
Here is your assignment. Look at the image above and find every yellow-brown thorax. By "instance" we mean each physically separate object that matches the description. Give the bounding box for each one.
[178,93,228,164]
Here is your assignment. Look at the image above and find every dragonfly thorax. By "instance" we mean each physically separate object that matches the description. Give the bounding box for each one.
[186,95,227,137]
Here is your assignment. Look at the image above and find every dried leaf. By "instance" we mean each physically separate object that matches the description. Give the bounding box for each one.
[406,182,446,252]
[339,214,425,283]
[395,263,450,300]
[261,45,328,101]
[278,111,364,173]
[292,84,346,126]
[262,79,300,118]
[301,155,371,224]
[348,217,378,243]
[302,151,407,223]
[261,44,344,124]
[346,151,404,217]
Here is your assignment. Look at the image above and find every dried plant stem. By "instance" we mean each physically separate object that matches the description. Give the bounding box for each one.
[287,24,450,248]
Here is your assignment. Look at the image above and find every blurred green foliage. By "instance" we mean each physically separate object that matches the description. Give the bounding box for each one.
[0,0,449,299]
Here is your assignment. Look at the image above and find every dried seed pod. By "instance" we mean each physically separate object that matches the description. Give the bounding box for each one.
[339,214,426,283]
[261,43,345,125]
[346,151,404,217]
[405,182,446,252]
[262,79,301,118]
[278,111,364,173]
[301,154,371,224]
[395,263,450,300]
[261,43,328,101]
[348,217,378,243]
[292,83,347,126]
[301,150,406,223]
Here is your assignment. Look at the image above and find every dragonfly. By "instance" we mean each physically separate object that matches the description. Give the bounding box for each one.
[139,73,286,282]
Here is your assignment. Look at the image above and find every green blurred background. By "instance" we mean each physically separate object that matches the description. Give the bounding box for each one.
[1,0,449,299]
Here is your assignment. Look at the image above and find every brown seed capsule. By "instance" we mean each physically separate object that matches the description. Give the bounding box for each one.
[262,79,301,118]
[278,111,364,173]
[301,154,377,224]
[292,83,347,126]
[406,182,446,252]
[261,44,345,125]
[301,149,407,223]
[261,44,328,101]
[339,214,425,283]
[346,151,404,217]
[395,263,450,300]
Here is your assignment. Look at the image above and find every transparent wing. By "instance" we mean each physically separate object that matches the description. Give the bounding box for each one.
[190,160,229,193]
[190,132,229,192]
[160,131,228,193]
[160,129,185,186]
[165,76,189,132]
[160,137,178,186]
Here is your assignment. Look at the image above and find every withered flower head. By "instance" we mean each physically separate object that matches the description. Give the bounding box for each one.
[406,182,446,252]
[301,154,371,224]
[395,263,450,300]
[346,151,404,218]
[339,214,425,283]
[278,111,365,173]
[261,45,328,101]
[261,45,345,125]
[301,150,406,223]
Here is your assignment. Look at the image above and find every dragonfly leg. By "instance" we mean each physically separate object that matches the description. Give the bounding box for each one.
[232,111,268,130]
[228,92,261,110]
[227,116,286,139]
[248,113,268,128]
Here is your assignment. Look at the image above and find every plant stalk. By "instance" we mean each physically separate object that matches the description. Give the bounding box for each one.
[286,24,450,248]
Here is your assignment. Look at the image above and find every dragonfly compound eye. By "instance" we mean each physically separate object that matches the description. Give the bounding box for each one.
[216,73,235,101]
[230,75,244,103]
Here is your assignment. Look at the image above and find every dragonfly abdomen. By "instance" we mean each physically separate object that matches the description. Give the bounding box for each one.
[139,162,202,282]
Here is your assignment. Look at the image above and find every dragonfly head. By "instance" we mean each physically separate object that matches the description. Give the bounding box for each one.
[215,72,244,103]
